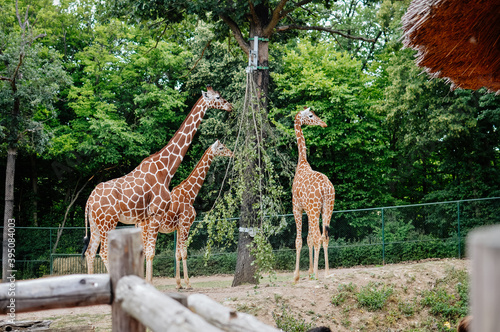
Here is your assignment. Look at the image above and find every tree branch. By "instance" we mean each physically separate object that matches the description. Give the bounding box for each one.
[10,53,24,86]
[15,0,23,29]
[179,40,212,79]
[248,1,261,29]
[264,0,290,36]
[219,14,250,55]
[280,0,315,19]
[33,33,46,41]
[275,24,376,42]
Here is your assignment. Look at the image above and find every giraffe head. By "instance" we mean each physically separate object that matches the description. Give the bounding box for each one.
[295,107,327,128]
[211,140,234,157]
[202,86,233,112]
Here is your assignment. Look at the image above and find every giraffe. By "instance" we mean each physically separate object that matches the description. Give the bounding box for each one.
[83,87,232,282]
[139,140,233,286]
[292,107,335,283]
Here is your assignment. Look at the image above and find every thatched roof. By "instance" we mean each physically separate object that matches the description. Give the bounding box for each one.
[402,0,500,93]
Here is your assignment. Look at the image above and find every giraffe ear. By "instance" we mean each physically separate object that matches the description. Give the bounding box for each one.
[202,91,209,100]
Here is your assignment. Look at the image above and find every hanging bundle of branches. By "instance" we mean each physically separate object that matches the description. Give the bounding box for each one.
[188,72,291,281]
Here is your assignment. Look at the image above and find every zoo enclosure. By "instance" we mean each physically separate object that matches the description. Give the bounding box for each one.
[6,197,500,279]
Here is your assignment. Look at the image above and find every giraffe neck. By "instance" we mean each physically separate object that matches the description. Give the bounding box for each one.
[175,147,215,196]
[294,121,309,165]
[140,97,208,185]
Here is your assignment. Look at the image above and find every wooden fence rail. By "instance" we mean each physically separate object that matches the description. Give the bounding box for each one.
[0,228,280,332]
[469,225,500,332]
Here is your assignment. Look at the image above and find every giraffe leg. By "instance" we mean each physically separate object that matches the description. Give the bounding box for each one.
[313,240,321,280]
[323,233,330,279]
[85,232,100,274]
[307,234,314,278]
[178,223,192,289]
[99,231,110,272]
[308,213,321,280]
[174,229,183,289]
[322,191,334,279]
[144,218,160,283]
[293,204,303,283]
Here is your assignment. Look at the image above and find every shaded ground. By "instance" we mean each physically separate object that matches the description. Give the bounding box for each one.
[5,258,469,331]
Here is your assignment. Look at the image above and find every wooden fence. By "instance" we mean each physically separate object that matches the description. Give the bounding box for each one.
[468,225,500,332]
[0,228,280,332]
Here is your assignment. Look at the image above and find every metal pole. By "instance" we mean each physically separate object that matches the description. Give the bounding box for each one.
[381,208,385,265]
[457,201,461,259]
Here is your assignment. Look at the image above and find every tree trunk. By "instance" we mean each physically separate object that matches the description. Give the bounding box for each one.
[232,29,270,286]
[232,155,258,286]
[3,148,17,282]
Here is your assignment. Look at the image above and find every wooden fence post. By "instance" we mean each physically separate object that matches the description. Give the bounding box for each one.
[108,228,146,332]
[468,225,500,332]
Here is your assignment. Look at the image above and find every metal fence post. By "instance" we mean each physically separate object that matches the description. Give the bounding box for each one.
[381,208,385,265]
[457,201,461,259]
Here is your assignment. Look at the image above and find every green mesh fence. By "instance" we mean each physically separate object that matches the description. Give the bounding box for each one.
[2,197,499,279]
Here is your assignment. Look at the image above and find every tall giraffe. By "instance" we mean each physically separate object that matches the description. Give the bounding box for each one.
[83,87,232,281]
[140,140,233,286]
[292,107,335,283]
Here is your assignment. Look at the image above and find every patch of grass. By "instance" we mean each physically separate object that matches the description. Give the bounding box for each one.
[49,313,110,330]
[331,282,357,306]
[236,303,261,316]
[420,267,468,320]
[398,299,417,317]
[272,305,314,332]
[357,282,394,311]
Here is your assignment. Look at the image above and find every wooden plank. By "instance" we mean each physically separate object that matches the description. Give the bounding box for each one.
[0,319,52,330]
[165,292,188,307]
[187,293,281,332]
[108,228,146,332]
[116,275,222,332]
[468,225,500,332]
[0,274,110,314]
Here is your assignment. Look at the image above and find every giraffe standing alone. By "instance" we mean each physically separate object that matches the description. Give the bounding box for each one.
[292,107,335,283]
[140,140,233,287]
[83,87,232,282]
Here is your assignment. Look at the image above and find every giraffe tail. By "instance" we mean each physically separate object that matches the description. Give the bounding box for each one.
[82,199,91,259]
[324,225,330,239]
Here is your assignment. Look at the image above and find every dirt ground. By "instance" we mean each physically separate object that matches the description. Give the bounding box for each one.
[5,258,469,331]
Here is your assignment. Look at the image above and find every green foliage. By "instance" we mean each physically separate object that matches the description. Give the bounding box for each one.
[357,282,394,311]
[250,229,276,282]
[420,267,469,319]
[331,282,357,306]
[398,300,416,317]
[271,38,393,210]
[272,304,314,332]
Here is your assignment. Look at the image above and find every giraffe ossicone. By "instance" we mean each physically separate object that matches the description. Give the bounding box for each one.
[292,106,335,283]
[83,87,232,282]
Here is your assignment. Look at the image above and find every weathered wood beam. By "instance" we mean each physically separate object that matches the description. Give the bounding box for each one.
[0,274,110,314]
[469,225,500,332]
[187,293,281,332]
[108,228,146,332]
[116,275,222,332]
